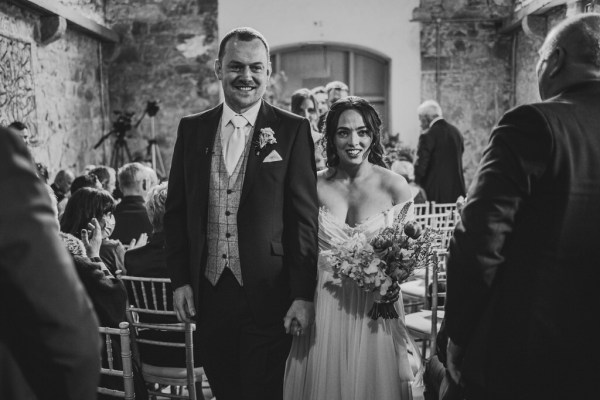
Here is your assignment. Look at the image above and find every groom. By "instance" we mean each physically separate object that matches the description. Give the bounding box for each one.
[164,27,318,399]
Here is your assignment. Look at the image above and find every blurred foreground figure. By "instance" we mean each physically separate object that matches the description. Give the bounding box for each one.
[0,128,101,400]
[445,13,600,400]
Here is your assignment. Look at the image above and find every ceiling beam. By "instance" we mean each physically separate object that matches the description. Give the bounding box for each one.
[10,0,119,43]
[499,0,568,33]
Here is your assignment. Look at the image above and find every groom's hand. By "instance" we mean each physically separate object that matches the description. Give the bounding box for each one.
[173,284,196,323]
[284,299,315,336]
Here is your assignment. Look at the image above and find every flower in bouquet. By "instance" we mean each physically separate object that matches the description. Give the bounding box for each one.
[324,212,441,320]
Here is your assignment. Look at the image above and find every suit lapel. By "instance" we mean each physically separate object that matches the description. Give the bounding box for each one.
[240,100,280,205]
[196,104,222,229]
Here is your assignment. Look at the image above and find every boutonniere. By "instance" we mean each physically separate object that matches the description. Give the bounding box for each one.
[254,127,277,156]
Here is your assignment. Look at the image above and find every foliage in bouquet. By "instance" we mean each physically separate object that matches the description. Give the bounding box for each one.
[322,214,441,320]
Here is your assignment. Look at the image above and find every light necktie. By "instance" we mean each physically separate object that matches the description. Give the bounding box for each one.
[225,114,248,176]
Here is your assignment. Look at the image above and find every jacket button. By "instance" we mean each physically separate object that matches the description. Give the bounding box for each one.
[225,233,231,238]
[222,254,227,259]
[225,211,231,216]
[227,189,232,194]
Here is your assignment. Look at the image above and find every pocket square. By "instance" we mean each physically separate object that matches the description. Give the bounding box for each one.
[263,150,283,163]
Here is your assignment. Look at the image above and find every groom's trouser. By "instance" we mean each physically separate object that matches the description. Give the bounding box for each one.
[199,268,292,400]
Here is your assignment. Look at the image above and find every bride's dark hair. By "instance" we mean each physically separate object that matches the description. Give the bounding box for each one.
[323,96,387,168]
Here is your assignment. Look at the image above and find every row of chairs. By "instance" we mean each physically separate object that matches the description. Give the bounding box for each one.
[98,277,210,400]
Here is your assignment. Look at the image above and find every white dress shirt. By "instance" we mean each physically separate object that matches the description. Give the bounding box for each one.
[220,100,262,159]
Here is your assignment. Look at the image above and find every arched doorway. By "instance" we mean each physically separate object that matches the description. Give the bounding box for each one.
[270,44,390,129]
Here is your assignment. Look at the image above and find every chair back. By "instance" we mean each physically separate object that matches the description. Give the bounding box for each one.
[120,276,199,400]
[415,212,454,229]
[98,322,135,399]
[413,201,430,216]
[427,250,447,357]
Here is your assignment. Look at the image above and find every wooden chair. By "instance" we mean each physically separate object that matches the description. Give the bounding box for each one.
[413,201,430,216]
[98,322,135,399]
[404,250,447,359]
[120,276,208,400]
[415,212,453,230]
[430,201,460,226]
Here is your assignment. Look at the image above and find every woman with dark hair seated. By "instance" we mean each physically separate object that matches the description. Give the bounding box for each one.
[60,187,126,276]
[46,185,148,400]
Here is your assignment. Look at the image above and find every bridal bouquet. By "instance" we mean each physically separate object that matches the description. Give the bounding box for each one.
[321,211,441,320]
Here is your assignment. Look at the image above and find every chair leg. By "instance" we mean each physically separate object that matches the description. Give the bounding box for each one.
[421,339,428,360]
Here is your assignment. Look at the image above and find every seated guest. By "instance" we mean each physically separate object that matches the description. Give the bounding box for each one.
[51,169,75,203]
[46,187,148,400]
[91,165,117,195]
[391,160,427,204]
[58,173,102,218]
[111,163,153,245]
[60,187,126,276]
[70,173,102,194]
[125,182,200,370]
[7,121,31,146]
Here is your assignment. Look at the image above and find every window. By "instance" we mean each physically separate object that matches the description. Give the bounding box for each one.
[270,44,389,128]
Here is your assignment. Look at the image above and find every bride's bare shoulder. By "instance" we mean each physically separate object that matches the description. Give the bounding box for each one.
[373,165,412,204]
[317,168,336,182]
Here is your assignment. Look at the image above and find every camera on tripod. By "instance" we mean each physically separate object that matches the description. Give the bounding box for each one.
[112,111,135,139]
[146,101,160,118]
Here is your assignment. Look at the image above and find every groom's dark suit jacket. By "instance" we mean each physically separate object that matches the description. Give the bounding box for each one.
[445,81,600,399]
[164,101,318,326]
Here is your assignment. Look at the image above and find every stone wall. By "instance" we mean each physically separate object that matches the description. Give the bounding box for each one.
[105,0,219,177]
[416,0,513,188]
[0,1,110,176]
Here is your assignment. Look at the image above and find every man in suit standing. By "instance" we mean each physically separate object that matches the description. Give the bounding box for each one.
[445,13,600,400]
[164,27,318,400]
[0,128,101,400]
[414,100,466,203]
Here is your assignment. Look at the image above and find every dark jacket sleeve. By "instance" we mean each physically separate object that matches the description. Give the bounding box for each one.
[414,130,435,184]
[164,118,192,289]
[73,256,128,328]
[100,239,126,275]
[285,119,319,300]
[444,105,552,347]
[0,129,101,400]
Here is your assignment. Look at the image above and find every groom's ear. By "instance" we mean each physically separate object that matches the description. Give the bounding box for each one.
[266,60,272,78]
[214,59,223,80]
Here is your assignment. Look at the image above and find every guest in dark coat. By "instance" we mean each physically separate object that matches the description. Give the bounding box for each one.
[125,182,198,369]
[414,100,466,203]
[445,14,600,400]
[0,128,100,400]
[112,162,153,245]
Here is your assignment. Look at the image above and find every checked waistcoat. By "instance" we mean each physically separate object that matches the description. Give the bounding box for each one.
[204,122,254,286]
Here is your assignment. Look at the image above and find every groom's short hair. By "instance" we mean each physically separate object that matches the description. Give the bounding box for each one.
[218,27,270,61]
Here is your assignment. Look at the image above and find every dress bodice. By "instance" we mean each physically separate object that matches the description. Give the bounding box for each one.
[317,200,414,272]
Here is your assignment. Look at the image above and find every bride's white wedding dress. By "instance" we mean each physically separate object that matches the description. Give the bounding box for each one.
[284,201,415,400]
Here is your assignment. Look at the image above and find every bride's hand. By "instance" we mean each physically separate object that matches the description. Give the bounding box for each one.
[283,299,315,336]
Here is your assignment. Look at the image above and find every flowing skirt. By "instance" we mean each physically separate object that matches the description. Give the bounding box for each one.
[284,269,416,400]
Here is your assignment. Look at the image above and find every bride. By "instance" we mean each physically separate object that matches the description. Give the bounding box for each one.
[284,96,416,399]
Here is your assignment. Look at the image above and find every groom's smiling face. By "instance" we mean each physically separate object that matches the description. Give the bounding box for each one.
[215,38,271,114]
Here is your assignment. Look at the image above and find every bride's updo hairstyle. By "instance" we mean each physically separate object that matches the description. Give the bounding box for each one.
[323,96,386,168]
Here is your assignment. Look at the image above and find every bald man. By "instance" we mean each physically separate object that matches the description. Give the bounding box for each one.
[444,13,600,400]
